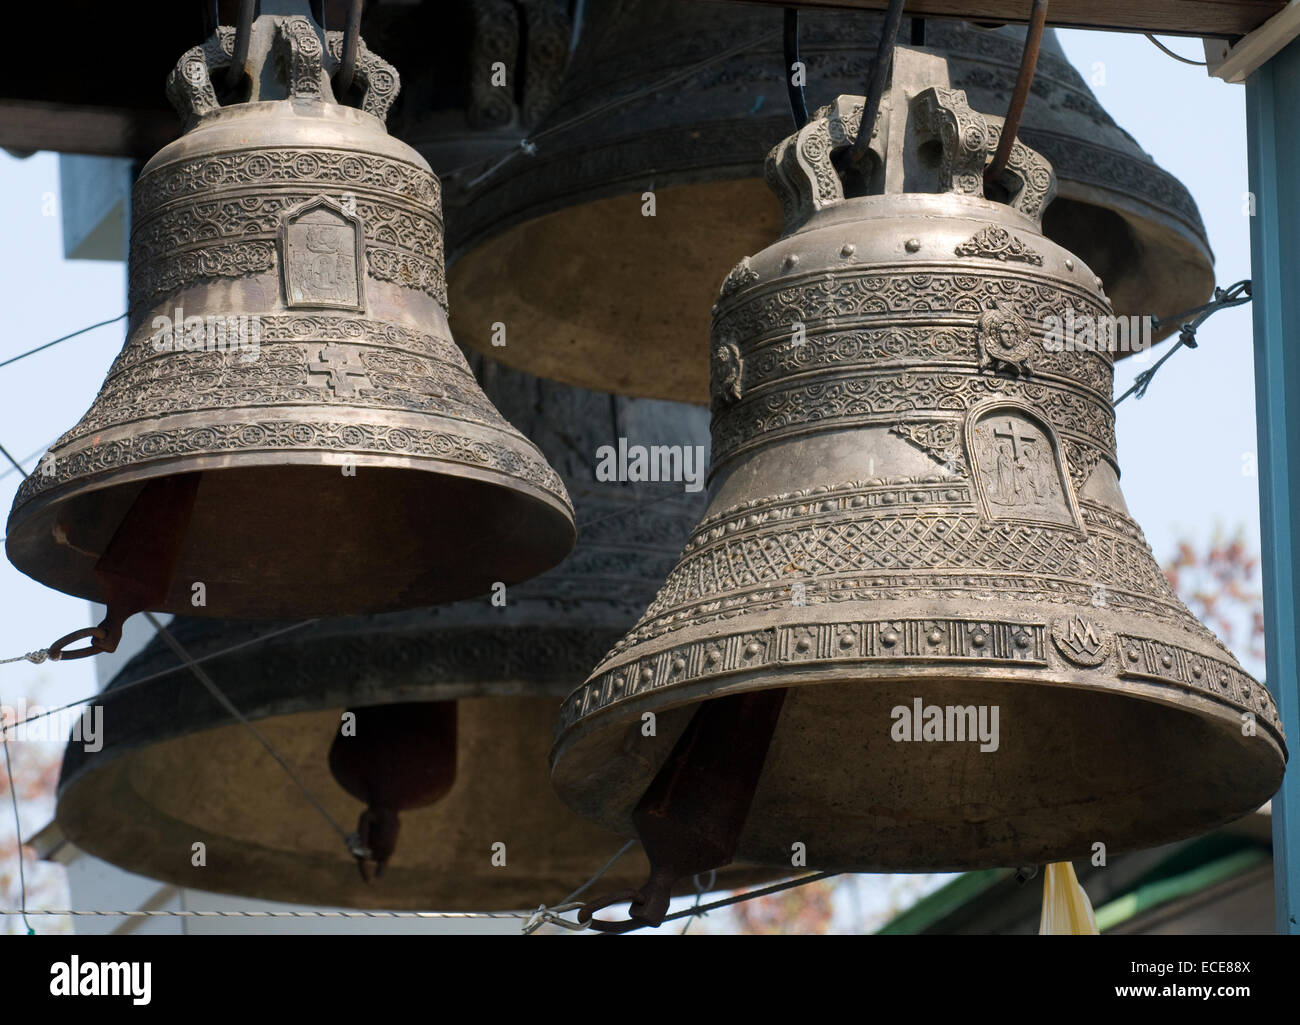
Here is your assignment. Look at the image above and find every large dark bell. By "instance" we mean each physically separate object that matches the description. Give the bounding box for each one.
[445,4,1214,402]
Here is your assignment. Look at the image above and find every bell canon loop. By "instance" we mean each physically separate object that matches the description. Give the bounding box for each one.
[551,77,1286,885]
[5,9,575,623]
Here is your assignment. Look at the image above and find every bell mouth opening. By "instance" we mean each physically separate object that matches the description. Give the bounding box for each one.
[6,459,575,618]
[552,671,1285,873]
[56,696,773,911]
[449,177,783,404]
[1043,195,1216,352]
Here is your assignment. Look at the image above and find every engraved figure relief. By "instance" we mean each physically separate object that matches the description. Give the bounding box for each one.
[281,197,365,311]
[975,303,1034,376]
[966,404,1081,529]
[712,341,744,407]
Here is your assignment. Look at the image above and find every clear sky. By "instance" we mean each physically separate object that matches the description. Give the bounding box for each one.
[0,27,1267,738]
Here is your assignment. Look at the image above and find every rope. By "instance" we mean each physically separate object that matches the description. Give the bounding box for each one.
[522,838,637,934]
[0,651,49,668]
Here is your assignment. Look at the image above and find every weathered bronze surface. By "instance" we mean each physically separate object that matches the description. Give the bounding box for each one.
[550,78,1287,874]
[447,6,1214,402]
[5,13,574,619]
[54,365,777,910]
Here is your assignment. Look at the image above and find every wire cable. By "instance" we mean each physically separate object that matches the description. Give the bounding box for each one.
[1145,33,1208,67]
[1,727,33,933]
[0,313,125,371]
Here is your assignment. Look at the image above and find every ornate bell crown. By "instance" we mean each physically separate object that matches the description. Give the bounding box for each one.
[6,10,575,623]
[551,68,1284,882]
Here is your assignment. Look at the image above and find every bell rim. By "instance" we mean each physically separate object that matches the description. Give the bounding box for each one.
[5,448,576,617]
[552,657,1288,760]
[53,694,777,911]
[549,661,1286,872]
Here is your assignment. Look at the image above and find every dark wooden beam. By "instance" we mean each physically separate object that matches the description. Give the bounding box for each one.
[695,0,1286,38]
[0,102,177,161]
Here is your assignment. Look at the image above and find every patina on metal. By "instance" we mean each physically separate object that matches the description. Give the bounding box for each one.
[446,3,1215,403]
[54,364,775,911]
[5,9,574,627]
[552,68,1287,897]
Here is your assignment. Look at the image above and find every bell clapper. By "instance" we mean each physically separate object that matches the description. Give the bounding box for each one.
[348,807,402,883]
[47,473,202,661]
[328,701,458,884]
[580,688,787,932]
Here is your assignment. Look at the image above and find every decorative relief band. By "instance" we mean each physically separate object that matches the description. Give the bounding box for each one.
[105,314,470,376]
[631,514,1173,628]
[1115,633,1281,729]
[716,323,1114,405]
[710,368,1117,470]
[712,269,1111,339]
[126,240,448,311]
[365,247,448,308]
[564,618,1047,732]
[16,420,566,506]
[597,465,1197,661]
[133,149,439,213]
[131,193,443,268]
[128,242,275,311]
[56,339,501,449]
[560,619,1280,735]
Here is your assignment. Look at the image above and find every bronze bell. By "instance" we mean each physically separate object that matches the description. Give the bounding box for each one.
[54,364,771,910]
[551,69,1286,928]
[5,10,574,642]
[446,5,1213,402]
